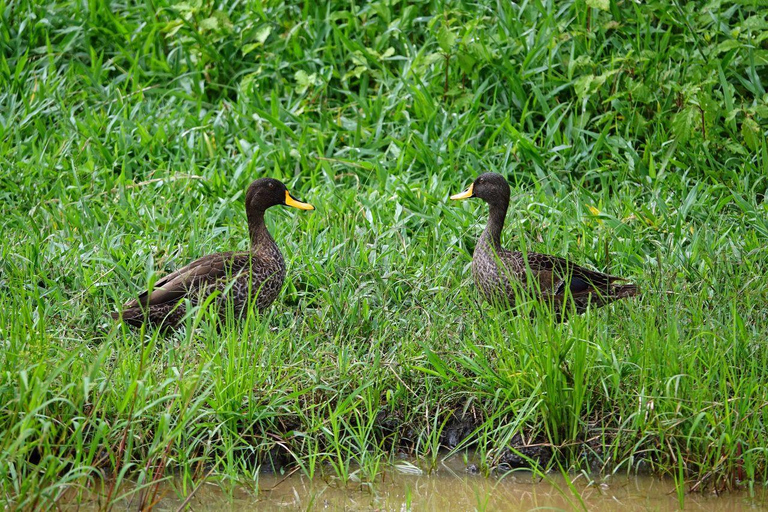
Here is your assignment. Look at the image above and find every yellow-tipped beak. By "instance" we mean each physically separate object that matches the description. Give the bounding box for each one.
[450,183,474,200]
[285,190,314,210]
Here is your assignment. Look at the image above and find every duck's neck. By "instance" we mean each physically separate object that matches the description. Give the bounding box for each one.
[479,200,508,250]
[247,209,276,252]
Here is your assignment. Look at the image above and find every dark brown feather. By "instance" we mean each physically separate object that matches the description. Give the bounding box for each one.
[455,172,640,320]
[112,178,310,329]
[126,252,239,309]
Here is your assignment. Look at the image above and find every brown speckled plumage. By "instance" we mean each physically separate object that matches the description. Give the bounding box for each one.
[112,178,313,329]
[452,173,639,319]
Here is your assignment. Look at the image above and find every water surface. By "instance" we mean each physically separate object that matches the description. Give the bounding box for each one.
[74,457,766,511]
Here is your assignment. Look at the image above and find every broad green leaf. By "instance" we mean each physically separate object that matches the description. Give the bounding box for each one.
[457,52,477,75]
[725,140,748,155]
[741,15,768,31]
[174,2,196,14]
[255,25,272,44]
[742,117,762,151]
[200,11,232,33]
[569,54,594,75]
[725,108,743,123]
[244,26,273,55]
[574,72,610,100]
[239,72,257,92]
[697,92,719,127]
[294,70,319,94]
[716,39,741,54]
[343,66,368,81]
[164,20,184,37]
[371,1,392,23]
[586,0,610,11]
[214,11,233,32]
[437,26,456,53]
[573,74,596,100]
[630,80,651,103]
[672,106,699,143]
[350,51,367,67]
[242,43,259,56]
[755,105,768,118]
[453,91,473,110]
[414,52,443,74]
[295,70,310,86]
[199,17,218,32]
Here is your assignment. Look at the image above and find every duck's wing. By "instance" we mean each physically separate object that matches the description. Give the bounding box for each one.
[122,251,246,309]
[524,251,624,296]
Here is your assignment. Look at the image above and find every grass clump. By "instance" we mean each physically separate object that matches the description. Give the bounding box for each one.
[1,0,768,508]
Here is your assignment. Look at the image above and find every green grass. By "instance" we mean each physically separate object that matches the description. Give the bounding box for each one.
[1,0,768,508]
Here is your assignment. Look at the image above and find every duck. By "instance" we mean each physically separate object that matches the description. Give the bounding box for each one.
[112,177,314,329]
[450,172,638,319]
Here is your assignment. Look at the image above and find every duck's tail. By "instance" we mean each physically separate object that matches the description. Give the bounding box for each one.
[610,283,640,299]
[110,308,146,327]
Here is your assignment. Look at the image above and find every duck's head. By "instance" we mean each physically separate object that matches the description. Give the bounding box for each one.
[450,172,510,208]
[246,178,315,212]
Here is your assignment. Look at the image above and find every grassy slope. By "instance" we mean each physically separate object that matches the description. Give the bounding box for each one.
[1,0,768,506]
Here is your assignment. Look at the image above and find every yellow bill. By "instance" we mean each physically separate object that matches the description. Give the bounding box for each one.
[285,190,315,210]
[450,183,474,200]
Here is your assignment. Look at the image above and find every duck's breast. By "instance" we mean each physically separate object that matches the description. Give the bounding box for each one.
[472,244,518,306]
[249,245,286,311]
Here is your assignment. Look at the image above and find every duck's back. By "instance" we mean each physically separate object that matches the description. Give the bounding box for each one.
[472,242,637,316]
[115,247,285,328]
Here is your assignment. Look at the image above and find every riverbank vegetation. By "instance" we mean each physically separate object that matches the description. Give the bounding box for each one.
[2,0,767,508]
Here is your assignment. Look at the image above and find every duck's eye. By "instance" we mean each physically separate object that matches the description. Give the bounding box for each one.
[268,182,275,189]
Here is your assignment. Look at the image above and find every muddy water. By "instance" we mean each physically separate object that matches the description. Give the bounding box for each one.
[76,457,765,511]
